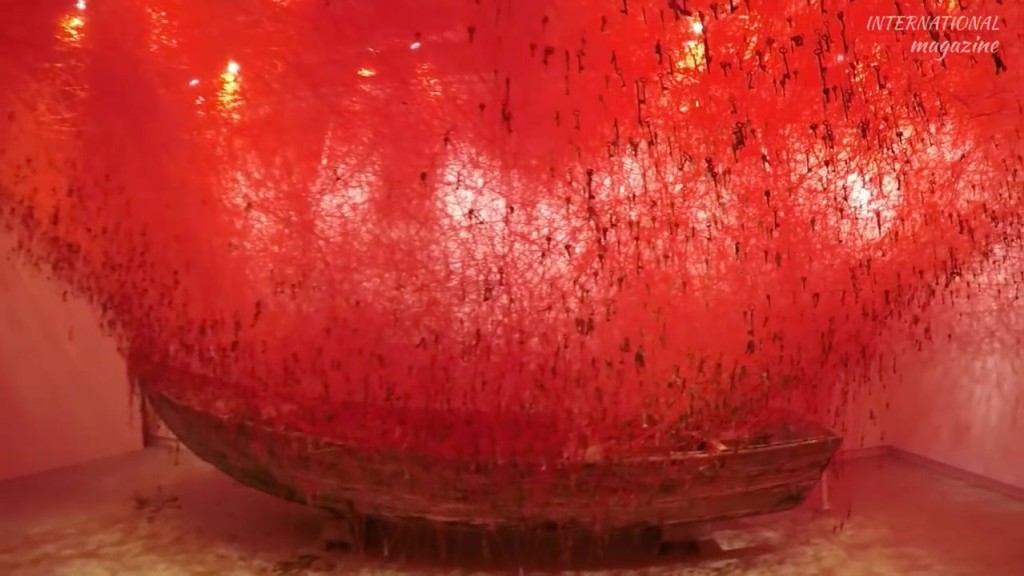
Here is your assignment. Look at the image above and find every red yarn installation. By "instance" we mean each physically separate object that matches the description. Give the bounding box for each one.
[1,0,1021,464]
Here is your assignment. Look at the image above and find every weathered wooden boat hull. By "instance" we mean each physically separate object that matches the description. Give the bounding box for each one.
[136,365,841,529]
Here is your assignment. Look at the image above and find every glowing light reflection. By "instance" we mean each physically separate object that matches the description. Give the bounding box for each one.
[58,14,85,46]
[417,64,443,98]
[146,7,178,51]
[217,62,243,121]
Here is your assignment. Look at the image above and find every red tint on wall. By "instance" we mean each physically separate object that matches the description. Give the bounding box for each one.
[0,236,140,481]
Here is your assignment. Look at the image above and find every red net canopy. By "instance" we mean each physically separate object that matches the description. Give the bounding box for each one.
[0,0,1021,461]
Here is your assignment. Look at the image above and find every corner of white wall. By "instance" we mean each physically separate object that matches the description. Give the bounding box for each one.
[0,241,141,481]
[884,277,1024,490]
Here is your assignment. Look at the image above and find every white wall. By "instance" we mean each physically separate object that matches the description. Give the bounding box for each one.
[886,297,1024,489]
[0,241,140,481]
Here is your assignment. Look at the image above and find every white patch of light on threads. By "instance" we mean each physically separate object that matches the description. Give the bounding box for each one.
[844,172,900,242]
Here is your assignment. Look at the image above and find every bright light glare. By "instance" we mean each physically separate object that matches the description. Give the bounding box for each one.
[76,0,86,10]
[410,41,422,50]
[357,68,377,77]
[691,21,703,34]
[189,79,200,87]
[58,15,85,45]
[226,61,240,76]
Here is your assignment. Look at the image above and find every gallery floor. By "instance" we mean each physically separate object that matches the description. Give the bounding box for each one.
[1,447,1022,575]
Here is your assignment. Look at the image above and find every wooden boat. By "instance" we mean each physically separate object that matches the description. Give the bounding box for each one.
[132,357,841,537]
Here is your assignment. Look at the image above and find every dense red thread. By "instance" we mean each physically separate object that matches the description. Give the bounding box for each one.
[0,0,1021,461]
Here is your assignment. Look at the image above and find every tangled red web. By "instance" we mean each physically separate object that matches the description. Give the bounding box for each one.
[0,0,1021,462]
